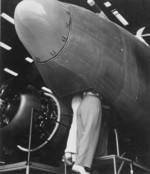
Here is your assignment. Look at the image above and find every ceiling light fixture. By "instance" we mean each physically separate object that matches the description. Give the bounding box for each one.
[25,57,34,63]
[112,10,129,26]
[1,13,14,24]
[4,68,18,76]
[104,1,112,7]
[0,41,12,50]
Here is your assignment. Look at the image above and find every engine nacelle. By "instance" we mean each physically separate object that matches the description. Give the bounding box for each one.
[0,80,72,155]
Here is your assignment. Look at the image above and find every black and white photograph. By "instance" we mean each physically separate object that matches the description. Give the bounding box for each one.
[0,0,150,173]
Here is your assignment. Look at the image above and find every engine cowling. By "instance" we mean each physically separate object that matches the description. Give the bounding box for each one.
[0,81,72,154]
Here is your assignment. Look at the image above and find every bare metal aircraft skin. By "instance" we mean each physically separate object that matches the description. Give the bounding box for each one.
[14,0,150,166]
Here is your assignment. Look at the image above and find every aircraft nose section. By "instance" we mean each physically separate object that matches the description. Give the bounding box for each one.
[14,0,70,62]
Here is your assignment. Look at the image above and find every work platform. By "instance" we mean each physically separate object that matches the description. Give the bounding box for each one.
[1,156,150,174]
[0,161,63,174]
[94,155,150,174]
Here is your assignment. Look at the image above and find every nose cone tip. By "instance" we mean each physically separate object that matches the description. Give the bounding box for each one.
[14,0,45,21]
[14,0,71,62]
